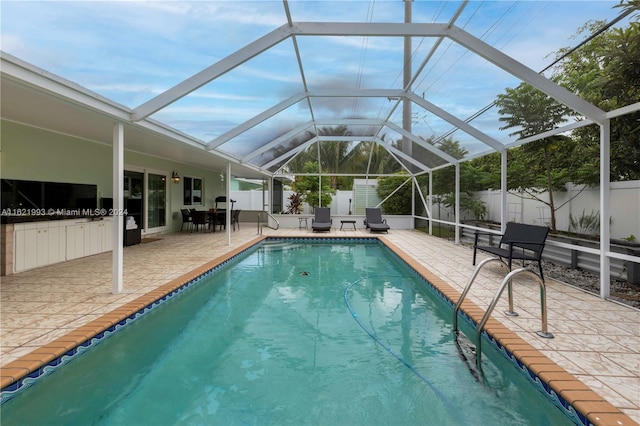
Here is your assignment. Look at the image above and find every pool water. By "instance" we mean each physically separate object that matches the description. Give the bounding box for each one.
[1,240,574,425]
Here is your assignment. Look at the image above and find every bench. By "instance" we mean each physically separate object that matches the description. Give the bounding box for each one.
[472,222,550,280]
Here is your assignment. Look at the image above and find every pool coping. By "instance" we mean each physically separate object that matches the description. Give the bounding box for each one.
[0,235,635,426]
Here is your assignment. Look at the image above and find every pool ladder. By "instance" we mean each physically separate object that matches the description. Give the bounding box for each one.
[452,258,554,370]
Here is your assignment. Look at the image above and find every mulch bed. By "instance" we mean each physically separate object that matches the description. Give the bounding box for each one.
[544,261,640,309]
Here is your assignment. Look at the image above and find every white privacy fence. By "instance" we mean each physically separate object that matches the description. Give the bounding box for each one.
[459,181,639,241]
[230,190,377,215]
[230,180,639,240]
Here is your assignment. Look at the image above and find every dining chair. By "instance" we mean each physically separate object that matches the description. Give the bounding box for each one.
[232,209,241,230]
[180,209,193,232]
[190,210,208,232]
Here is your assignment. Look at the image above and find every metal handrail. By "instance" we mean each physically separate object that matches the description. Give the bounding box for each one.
[257,211,280,235]
[453,258,554,370]
[475,268,554,368]
[453,258,511,333]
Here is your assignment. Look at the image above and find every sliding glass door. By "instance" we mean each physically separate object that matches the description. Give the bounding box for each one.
[124,168,168,233]
[124,171,144,230]
[147,173,167,229]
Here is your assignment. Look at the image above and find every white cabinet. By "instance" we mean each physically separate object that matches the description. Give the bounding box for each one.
[66,219,113,261]
[36,223,49,267]
[14,223,38,272]
[14,221,67,272]
[81,219,112,257]
[14,218,112,273]
[65,222,86,261]
[84,221,100,257]
[48,224,66,264]
[98,220,113,252]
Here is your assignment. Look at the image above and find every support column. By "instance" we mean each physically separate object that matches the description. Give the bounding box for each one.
[112,123,124,294]
[455,163,460,244]
[411,178,415,223]
[266,177,271,213]
[428,171,433,235]
[402,0,413,156]
[500,149,507,232]
[226,162,231,246]
[600,119,611,298]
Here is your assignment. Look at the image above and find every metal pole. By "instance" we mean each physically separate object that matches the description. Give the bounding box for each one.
[402,0,413,156]
[501,149,507,232]
[226,162,231,245]
[599,119,611,298]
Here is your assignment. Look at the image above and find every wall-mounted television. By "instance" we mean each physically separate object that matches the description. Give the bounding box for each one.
[1,179,97,212]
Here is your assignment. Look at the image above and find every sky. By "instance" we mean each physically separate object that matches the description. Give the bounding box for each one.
[0,0,631,162]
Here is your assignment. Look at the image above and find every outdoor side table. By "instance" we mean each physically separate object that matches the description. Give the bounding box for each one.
[298,217,308,229]
[340,220,356,230]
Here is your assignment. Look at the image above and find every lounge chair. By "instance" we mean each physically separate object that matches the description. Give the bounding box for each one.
[364,208,389,233]
[311,207,332,232]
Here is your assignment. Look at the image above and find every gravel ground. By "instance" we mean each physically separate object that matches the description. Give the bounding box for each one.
[544,261,640,309]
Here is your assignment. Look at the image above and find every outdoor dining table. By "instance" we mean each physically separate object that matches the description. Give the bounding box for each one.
[207,210,226,232]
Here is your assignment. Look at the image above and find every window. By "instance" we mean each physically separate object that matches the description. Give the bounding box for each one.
[183,177,203,206]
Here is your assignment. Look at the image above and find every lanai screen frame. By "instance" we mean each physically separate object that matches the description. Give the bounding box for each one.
[128,18,638,299]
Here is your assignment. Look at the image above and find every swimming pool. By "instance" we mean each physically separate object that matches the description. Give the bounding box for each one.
[1,238,577,425]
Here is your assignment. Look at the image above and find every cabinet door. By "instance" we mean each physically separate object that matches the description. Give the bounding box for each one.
[48,225,66,264]
[14,227,38,272]
[103,220,113,251]
[66,224,85,260]
[36,228,49,267]
[84,222,99,256]
[97,220,113,252]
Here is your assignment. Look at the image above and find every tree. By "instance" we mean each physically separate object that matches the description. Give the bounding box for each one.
[551,15,640,181]
[352,137,404,176]
[314,125,355,190]
[376,174,412,214]
[291,161,335,208]
[494,83,576,231]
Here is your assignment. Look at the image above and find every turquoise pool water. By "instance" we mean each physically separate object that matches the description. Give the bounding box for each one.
[1,239,575,425]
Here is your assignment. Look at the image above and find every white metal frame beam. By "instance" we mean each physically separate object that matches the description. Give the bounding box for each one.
[373,136,429,173]
[132,25,292,121]
[207,93,307,149]
[406,92,504,151]
[153,21,607,177]
[448,27,605,123]
[261,135,320,170]
[242,121,316,163]
[385,122,458,164]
